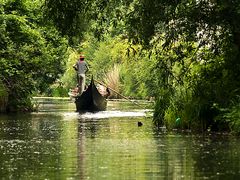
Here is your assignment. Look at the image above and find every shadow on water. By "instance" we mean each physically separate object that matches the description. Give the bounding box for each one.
[0,98,240,179]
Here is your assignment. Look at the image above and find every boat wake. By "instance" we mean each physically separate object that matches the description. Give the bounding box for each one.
[77,110,149,119]
[33,109,152,120]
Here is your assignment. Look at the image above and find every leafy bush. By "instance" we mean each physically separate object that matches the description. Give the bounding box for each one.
[223,97,240,134]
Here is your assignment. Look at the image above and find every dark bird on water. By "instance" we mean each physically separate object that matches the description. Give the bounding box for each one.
[138,121,143,127]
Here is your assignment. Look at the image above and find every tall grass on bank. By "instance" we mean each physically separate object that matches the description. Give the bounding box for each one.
[103,64,120,98]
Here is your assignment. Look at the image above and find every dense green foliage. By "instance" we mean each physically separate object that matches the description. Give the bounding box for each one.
[2,0,240,134]
[60,34,157,99]
[128,0,240,132]
[45,0,240,133]
[0,0,68,112]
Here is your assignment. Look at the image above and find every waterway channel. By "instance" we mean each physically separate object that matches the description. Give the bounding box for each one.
[0,98,240,179]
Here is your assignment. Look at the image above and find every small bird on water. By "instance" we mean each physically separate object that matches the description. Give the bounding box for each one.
[138,121,143,127]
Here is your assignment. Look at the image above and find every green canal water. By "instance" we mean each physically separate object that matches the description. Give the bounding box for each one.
[0,98,240,179]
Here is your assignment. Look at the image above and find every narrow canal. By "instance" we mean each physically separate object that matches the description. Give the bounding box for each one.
[0,98,240,179]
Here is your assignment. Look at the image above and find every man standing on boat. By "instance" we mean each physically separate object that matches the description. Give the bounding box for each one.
[73,54,89,95]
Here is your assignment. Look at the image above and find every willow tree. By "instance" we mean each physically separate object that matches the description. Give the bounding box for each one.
[131,0,240,130]
[118,0,240,130]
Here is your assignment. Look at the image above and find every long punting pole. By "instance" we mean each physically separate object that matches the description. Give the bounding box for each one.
[94,79,145,108]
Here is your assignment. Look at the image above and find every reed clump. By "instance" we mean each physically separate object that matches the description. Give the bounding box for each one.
[104,64,120,98]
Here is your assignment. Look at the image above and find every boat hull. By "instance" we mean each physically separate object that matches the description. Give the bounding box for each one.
[75,78,107,112]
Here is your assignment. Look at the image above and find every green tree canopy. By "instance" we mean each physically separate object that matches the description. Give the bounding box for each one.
[0,0,68,112]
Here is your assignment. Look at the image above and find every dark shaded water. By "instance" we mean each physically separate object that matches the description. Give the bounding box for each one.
[0,98,240,179]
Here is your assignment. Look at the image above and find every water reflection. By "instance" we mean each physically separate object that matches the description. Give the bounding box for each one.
[0,99,240,179]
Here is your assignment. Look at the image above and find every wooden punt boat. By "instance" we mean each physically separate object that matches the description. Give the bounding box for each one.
[72,78,107,112]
